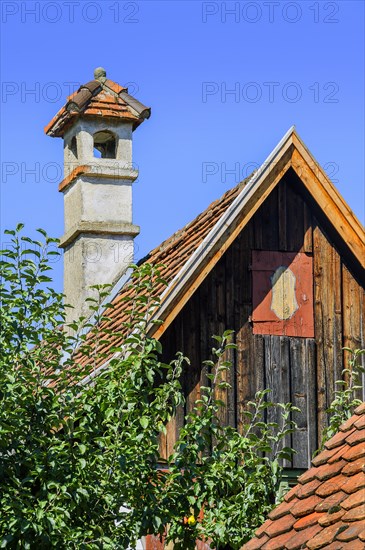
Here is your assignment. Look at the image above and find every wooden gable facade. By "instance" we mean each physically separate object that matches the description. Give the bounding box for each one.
[149,130,365,469]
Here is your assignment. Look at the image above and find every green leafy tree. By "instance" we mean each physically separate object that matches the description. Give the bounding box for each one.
[1,226,299,549]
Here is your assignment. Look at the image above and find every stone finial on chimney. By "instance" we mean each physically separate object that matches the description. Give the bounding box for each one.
[45,69,150,323]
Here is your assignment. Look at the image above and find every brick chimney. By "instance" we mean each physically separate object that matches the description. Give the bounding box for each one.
[45,68,150,323]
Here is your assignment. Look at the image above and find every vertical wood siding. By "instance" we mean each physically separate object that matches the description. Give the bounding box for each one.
[160,172,365,468]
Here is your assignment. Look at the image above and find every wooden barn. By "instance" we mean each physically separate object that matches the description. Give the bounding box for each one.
[46,73,365,475]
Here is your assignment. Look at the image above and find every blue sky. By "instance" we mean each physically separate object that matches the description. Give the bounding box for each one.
[1,0,364,292]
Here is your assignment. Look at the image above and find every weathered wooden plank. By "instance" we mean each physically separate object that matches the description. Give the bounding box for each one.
[286,179,305,252]
[278,179,287,251]
[214,258,230,428]
[254,186,279,251]
[290,338,309,468]
[184,289,202,417]
[224,244,237,429]
[303,200,313,253]
[313,222,343,441]
[264,336,290,465]
[306,338,318,458]
[342,263,365,400]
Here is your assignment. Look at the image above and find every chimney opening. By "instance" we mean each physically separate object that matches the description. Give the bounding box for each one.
[69,136,78,158]
[93,130,116,159]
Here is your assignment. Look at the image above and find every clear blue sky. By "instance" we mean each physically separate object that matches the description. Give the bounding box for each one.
[1,0,364,292]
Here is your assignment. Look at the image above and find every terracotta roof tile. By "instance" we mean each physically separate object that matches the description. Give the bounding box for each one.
[296,478,322,499]
[298,467,320,484]
[340,471,365,494]
[267,499,294,520]
[317,509,345,527]
[285,524,323,550]
[306,522,347,549]
[335,521,364,541]
[341,504,365,522]
[314,459,347,481]
[339,540,365,549]
[327,444,354,464]
[354,415,365,429]
[339,415,358,432]
[345,427,365,446]
[293,512,325,531]
[315,474,348,498]
[314,491,347,512]
[311,444,347,467]
[291,495,323,518]
[341,456,365,476]
[260,530,293,550]
[341,489,365,510]
[264,514,297,537]
[243,535,269,550]
[341,441,365,462]
[324,427,356,450]
[45,74,150,137]
[354,403,365,414]
[242,405,365,550]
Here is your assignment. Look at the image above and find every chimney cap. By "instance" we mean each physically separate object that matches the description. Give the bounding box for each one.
[94,67,107,81]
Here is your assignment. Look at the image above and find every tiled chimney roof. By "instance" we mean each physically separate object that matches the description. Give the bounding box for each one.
[242,402,365,550]
[45,68,150,137]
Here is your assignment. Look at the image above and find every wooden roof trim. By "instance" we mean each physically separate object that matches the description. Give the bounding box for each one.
[149,128,296,339]
[291,146,365,270]
[292,132,364,247]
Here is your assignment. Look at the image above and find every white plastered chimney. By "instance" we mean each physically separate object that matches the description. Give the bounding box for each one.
[45,67,150,323]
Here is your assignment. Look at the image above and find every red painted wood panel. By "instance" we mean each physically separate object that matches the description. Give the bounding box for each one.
[252,251,314,337]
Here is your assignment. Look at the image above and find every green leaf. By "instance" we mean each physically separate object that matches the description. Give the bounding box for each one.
[140,417,149,429]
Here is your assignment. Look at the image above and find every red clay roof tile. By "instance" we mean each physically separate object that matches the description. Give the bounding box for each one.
[260,530,294,550]
[341,504,365,522]
[293,511,325,531]
[340,471,365,494]
[315,474,348,498]
[291,495,323,518]
[311,444,347,467]
[345,427,365,446]
[296,478,322,499]
[314,491,347,512]
[315,460,347,481]
[317,509,345,527]
[297,467,320,484]
[306,522,347,549]
[324,427,356,450]
[341,489,365,511]
[354,403,365,414]
[341,441,365,462]
[335,521,364,541]
[285,523,322,550]
[243,535,269,550]
[341,456,365,476]
[354,415,365,429]
[264,513,297,538]
[267,499,294,520]
[339,415,358,432]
